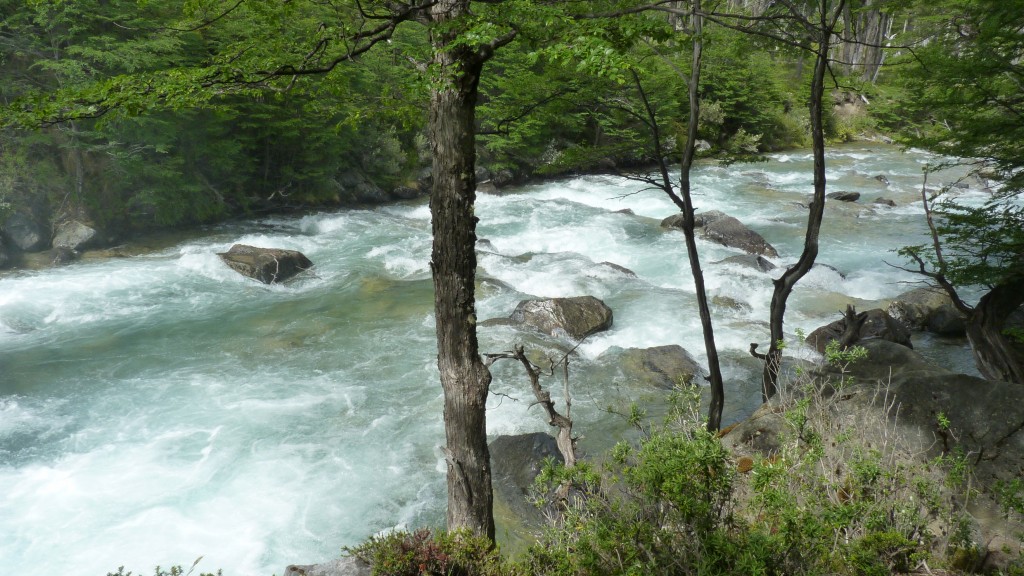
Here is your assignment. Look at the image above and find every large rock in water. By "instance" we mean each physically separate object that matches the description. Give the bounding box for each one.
[217,244,313,284]
[662,210,779,258]
[509,296,613,340]
[887,286,967,336]
[601,345,706,389]
[805,308,912,353]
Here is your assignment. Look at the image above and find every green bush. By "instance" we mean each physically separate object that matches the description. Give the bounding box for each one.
[347,528,509,576]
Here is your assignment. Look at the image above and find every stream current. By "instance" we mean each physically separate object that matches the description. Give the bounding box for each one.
[0,144,985,574]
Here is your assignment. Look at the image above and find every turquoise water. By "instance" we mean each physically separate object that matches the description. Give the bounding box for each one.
[0,144,981,575]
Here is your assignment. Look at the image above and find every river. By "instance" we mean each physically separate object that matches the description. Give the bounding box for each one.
[0,143,983,575]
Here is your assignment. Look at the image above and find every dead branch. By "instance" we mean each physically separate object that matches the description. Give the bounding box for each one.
[485,344,576,467]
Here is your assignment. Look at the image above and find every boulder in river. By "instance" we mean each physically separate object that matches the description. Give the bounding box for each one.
[603,344,707,389]
[826,191,860,202]
[217,244,313,284]
[887,286,966,336]
[805,307,912,353]
[872,197,897,207]
[509,295,613,340]
[662,210,779,258]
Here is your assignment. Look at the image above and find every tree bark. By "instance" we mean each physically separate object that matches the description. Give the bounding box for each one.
[966,279,1024,384]
[429,0,494,540]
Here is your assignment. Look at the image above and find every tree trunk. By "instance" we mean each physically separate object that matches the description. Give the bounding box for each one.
[429,0,494,541]
[679,0,725,432]
[760,1,840,400]
[966,279,1024,384]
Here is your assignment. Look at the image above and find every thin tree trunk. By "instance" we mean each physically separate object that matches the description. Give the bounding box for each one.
[632,0,725,431]
[760,1,842,400]
[679,0,725,432]
[429,0,494,540]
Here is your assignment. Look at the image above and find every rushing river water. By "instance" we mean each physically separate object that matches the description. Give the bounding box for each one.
[0,143,985,575]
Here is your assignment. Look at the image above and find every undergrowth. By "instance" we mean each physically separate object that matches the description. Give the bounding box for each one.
[249,341,1024,576]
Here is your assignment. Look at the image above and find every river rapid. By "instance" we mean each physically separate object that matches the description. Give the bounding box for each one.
[0,143,983,575]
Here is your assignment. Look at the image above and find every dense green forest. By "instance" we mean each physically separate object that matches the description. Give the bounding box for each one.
[3,1,1023,574]
[0,0,961,234]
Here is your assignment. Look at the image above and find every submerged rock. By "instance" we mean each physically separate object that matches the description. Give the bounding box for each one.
[805,308,912,353]
[217,244,313,284]
[598,261,637,277]
[662,210,779,258]
[717,254,776,272]
[508,296,613,340]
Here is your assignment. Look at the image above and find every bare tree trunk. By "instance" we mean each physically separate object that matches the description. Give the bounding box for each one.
[429,0,494,540]
[760,0,842,400]
[631,0,725,431]
[680,0,725,432]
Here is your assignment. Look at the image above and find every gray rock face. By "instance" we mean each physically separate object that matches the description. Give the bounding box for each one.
[607,344,707,389]
[662,210,779,258]
[887,287,967,336]
[283,556,371,576]
[0,237,8,268]
[217,244,313,284]
[826,191,861,202]
[52,219,98,250]
[2,211,48,252]
[805,308,913,353]
[509,296,613,340]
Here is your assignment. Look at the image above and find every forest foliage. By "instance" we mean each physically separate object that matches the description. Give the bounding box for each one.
[0,0,894,233]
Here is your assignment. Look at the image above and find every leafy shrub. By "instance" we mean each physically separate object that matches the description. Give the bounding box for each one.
[347,528,509,576]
